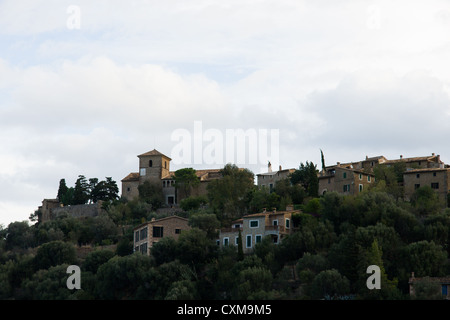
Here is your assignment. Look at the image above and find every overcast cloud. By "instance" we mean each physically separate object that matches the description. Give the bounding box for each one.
[1,0,450,226]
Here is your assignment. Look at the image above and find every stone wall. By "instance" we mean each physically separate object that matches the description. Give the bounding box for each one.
[50,202,105,220]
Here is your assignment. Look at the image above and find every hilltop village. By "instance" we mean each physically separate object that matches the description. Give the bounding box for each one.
[2,148,450,300]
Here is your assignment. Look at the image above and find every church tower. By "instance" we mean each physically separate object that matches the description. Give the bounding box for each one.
[138,149,171,184]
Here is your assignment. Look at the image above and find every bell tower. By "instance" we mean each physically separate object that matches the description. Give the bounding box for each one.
[138,149,171,184]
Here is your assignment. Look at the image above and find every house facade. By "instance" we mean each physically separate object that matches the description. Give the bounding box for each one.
[403,168,450,205]
[133,215,190,255]
[318,165,375,196]
[256,162,295,192]
[218,206,299,254]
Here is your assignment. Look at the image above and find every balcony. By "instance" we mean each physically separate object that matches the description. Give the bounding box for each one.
[265,225,286,235]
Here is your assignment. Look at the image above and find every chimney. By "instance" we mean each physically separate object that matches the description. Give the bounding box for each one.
[337,162,341,166]
[273,208,276,214]
[366,155,368,160]
[279,165,282,171]
[400,155,403,159]
[262,208,266,213]
[268,161,272,173]
[286,204,294,211]
[432,153,435,156]
[411,272,415,279]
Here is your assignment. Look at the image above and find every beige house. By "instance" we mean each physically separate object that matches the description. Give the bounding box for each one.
[121,149,223,205]
[218,206,299,254]
[133,215,190,255]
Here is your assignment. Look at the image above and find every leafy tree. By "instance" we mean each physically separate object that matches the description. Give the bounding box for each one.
[207,164,255,223]
[398,240,448,278]
[290,161,319,197]
[151,236,179,266]
[82,249,115,274]
[33,240,77,271]
[411,185,442,216]
[174,168,200,199]
[138,181,164,209]
[73,175,90,205]
[310,269,351,299]
[188,212,221,240]
[20,264,82,300]
[372,163,405,200]
[180,195,208,211]
[5,221,35,250]
[236,266,273,299]
[177,228,218,270]
[247,187,280,213]
[165,280,199,300]
[95,253,154,299]
[57,179,69,203]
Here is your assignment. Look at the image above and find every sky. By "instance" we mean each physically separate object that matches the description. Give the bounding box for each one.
[1,0,450,226]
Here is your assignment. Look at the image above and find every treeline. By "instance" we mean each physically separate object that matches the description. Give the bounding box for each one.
[1,162,449,300]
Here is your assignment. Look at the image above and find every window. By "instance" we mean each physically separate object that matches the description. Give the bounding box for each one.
[135,231,140,242]
[235,236,239,245]
[249,220,259,228]
[164,161,167,169]
[416,173,420,178]
[273,220,278,226]
[343,172,347,179]
[359,173,362,180]
[140,227,148,240]
[140,168,146,176]
[233,224,241,229]
[223,237,229,246]
[153,226,164,238]
[149,160,153,167]
[343,184,350,192]
[431,182,439,189]
[246,235,252,248]
[127,187,131,192]
[269,184,273,193]
[255,235,262,244]
[414,184,420,190]
[175,229,181,234]
[359,184,363,192]
[285,218,290,229]
[140,243,147,254]
[328,178,331,184]
[433,172,437,177]
[368,176,371,182]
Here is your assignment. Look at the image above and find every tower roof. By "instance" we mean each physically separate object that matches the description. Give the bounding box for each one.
[137,149,172,160]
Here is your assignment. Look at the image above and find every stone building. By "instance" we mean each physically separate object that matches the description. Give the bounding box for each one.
[403,168,450,205]
[256,162,295,192]
[133,215,190,255]
[319,153,448,201]
[121,149,223,206]
[318,164,375,196]
[218,205,298,254]
[38,199,105,223]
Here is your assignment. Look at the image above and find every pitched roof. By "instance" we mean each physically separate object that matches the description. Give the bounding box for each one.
[383,155,441,164]
[137,149,172,160]
[403,168,449,174]
[121,172,140,182]
[162,169,222,181]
